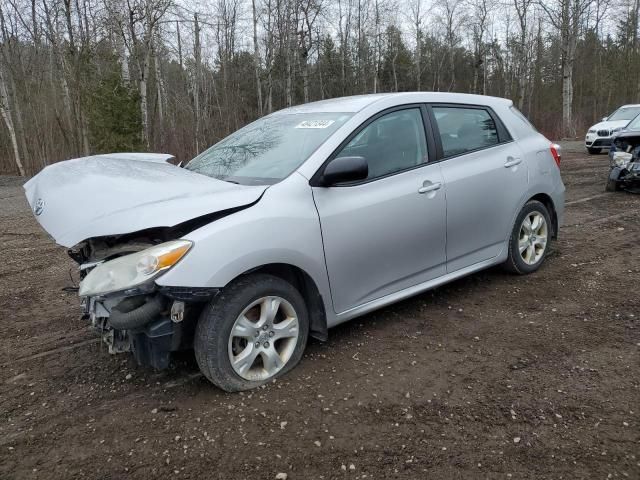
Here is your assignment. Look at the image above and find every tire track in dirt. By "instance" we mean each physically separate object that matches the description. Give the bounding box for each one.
[5,338,100,366]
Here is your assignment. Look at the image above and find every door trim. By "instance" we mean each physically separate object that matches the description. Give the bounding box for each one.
[330,254,504,326]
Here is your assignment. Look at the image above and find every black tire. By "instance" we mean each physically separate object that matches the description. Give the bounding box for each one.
[605,177,619,192]
[194,273,309,392]
[587,147,602,154]
[503,200,552,275]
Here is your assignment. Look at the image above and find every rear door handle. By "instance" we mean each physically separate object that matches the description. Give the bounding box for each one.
[504,157,522,168]
[418,182,442,194]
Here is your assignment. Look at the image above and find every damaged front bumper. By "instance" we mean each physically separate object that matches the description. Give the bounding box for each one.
[608,163,640,192]
[82,284,218,369]
[608,133,640,193]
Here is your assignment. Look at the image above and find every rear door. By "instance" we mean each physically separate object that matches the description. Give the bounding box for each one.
[428,104,528,272]
[312,106,447,314]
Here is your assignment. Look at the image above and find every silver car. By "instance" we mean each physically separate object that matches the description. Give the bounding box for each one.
[25,93,565,391]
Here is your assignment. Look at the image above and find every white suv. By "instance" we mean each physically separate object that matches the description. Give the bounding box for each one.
[585,104,640,154]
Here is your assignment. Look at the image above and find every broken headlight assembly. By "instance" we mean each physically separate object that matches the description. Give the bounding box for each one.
[79,240,192,297]
[612,151,633,168]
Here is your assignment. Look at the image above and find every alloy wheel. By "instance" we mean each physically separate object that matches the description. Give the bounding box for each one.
[227,296,299,381]
[518,211,548,265]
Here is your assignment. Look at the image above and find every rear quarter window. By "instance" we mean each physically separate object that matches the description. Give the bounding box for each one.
[509,106,538,132]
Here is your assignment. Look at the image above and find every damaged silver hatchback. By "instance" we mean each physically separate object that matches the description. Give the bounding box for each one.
[25,93,565,391]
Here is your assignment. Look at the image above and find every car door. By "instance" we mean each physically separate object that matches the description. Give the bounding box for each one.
[311,106,447,314]
[428,104,528,272]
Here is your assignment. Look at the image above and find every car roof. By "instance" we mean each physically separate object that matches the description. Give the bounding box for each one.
[272,92,513,114]
[617,104,640,109]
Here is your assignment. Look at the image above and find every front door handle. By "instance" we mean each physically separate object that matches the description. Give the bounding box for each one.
[504,157,522,168]
[418,182,442,194]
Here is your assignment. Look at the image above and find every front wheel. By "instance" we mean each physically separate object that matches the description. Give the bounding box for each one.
[605,176,619,192]
[587,147,602,154]
[503,200,552,274]
[194,273,309,391]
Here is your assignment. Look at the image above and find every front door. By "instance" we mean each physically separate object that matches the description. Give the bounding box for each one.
[312,106,447,314]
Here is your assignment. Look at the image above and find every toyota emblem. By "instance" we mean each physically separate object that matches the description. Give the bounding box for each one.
[34,198,45,216]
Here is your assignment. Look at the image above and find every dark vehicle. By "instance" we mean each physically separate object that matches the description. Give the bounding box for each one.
[606,120,640,192]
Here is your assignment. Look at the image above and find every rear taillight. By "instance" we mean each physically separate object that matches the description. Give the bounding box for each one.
[550,143,561,167]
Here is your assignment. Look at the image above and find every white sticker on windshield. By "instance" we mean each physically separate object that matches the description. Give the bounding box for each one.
[295,120,335,129]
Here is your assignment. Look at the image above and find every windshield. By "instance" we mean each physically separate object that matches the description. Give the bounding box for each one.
[608,106,640,122]
[626,114,640,130]
[186,112,353,185]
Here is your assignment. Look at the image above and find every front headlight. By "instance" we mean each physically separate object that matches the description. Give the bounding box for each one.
[612,152,633,168]
[79,240,192,297]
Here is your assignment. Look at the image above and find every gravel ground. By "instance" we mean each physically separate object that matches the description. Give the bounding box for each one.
[1,145,638,479]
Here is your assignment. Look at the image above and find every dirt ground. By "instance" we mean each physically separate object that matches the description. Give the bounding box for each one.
[1,142,638,479]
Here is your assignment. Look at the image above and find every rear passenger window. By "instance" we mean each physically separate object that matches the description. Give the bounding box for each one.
[432,107,499,157]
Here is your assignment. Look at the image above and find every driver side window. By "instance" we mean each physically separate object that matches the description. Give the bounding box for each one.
[336,108,428,180]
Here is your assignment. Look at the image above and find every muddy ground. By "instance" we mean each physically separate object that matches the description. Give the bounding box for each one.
[1,142,638,479]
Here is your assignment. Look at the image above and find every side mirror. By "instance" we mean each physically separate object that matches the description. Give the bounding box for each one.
[602,116,608,121]
[321,156,368,186]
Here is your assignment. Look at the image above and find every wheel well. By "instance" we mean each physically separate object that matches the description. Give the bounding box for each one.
[529,193,558,238]
[237,263,328,341]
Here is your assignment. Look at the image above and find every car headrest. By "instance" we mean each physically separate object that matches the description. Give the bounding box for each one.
[381,118,417,144]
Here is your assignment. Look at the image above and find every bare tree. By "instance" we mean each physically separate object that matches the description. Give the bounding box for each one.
[469,0,492,94]
[408,0,424,90]
[193,12,202,152]
[438,0,464,91]
[124,0,171,147]
[0,62,24,175]
[540,0,594,136]
[513,0,534,110]
[251,0,263,115]
[298,0,322,102]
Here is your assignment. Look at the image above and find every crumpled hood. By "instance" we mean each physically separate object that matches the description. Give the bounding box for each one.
[24,153,267,247]
[589,120,630,132]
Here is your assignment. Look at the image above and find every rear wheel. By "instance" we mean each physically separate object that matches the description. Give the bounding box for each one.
[587,147,602,154]
[194,273,309,391]
[503,200,552,274]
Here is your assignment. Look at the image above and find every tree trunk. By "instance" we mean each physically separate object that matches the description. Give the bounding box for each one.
[561,19,577,137]
[116,31,129,85]
[193,13,202,152]
[140,48,151,148]
[392,52,398,92]
[176,21,183,70]
[562,54,573,137]
[373,0,380,93]
[0,66,25,176]
[264,0,274,113]
[285,24,293,107]
[80,110,90,155]
[252,0,263,115]
[154,43,165,135]
[416,31,421,90]
[413,0,421,91]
